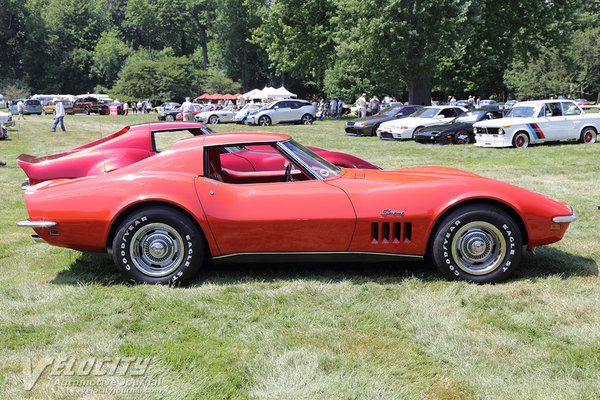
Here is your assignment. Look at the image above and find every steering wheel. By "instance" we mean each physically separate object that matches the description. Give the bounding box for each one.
[284,163,294,182]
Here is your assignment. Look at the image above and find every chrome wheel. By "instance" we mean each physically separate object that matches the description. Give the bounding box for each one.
[259,116,271,126]
[166,115,175,121]
[451,221,506,275]
[301,114,313,124]
[208,115,219,124]
[454,130,470,144]
[130,223,184,277]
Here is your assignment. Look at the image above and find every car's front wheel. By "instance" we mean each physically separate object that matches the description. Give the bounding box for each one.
[208,115,220,124]
[165,114,175,121]
[512,132,529,148]
[580,127,597,144]
[430,205,522,284]
[301,114,313,125]
[258,115,271,126]
[453,130,471,144]
[112,207,204,285]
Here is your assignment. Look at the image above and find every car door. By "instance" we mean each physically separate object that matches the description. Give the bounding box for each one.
[195,146,356,255]
[560,101,583,139]
[272,101,292,123]
[534,102,568,141]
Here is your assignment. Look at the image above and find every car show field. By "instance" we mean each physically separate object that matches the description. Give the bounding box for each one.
[1,114,599,398]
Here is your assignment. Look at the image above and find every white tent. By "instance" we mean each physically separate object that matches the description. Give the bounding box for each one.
[273,86,297,98]
[246,86,297,100]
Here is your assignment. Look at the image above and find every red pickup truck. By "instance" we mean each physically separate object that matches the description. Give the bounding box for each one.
[73,97,110,115]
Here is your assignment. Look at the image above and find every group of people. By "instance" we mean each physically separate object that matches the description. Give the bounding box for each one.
[313,97,344,119]
[448,95,481,109]
[355,93,383,118]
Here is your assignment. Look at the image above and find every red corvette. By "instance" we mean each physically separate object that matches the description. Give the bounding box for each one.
[16,122,379,185]
[17,133,576,285]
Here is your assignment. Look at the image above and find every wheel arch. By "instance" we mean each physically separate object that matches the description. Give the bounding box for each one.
[425,198,529,256]
[106,200,212,258]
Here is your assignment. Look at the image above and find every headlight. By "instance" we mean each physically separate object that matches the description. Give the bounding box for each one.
[473,127,478,133]
[498,128,504,134]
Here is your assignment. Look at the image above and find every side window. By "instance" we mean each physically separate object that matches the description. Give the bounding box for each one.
[562,102,582,116]
[441,109,455,117]
[277,101,290,109]
[548,103,562,117]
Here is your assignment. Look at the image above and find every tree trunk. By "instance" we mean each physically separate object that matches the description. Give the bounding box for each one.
[198,26,209,70]
[407,76,432,106]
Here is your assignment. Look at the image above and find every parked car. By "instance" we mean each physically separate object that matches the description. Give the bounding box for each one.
[195,106,238,124]
[158,104,206,121]
[0,111,14,128]
[73,97,110,115]
[154,103,181,113]
[246,99,315,126]
[376,106,467,140]
[479,99,499,107]
[473,99,599,148]
[415,109,505,144]
[455,100,469,108]
[344,105,423,136]
[9,99,43,115]
[574,99,590,107]
[503,100,518,110]
[17,132,576,285]
[42,101,74,115]
[16,122,380,186]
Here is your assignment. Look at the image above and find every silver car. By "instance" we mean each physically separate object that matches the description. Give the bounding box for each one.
[246,99,315,126]
[196,106,237,124]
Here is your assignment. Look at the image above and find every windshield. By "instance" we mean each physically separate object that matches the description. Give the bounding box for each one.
[279,139,341,179]
[259,101,276,111]
[454,111,482,123]
[378,106,400,116]
[410,107,441,118]
[507,106,536,118]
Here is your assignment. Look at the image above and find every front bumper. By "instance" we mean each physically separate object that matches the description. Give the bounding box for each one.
[553,210,577,223]
[414,133,450,144]
[345,125,373,136]
[473,133,512,147]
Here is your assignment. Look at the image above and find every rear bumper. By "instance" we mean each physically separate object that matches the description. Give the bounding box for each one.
[17,219,57,228]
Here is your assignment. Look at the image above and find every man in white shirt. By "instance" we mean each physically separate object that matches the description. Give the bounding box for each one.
[181,97,194,121]
[17,100,24,120]
[51,98,66,132]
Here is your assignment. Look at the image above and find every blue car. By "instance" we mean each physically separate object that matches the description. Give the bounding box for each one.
[9,99,43,115]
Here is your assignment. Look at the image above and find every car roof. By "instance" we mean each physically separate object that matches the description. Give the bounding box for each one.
[513,99,578,107]
[173,132,291,150]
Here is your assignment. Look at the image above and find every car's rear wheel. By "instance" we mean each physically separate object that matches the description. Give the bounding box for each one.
[430,205,522,284]
[301,114,313,125]
[512,132,529,148]
[208,115,220,124]
[580,127,597,144]
[165,114,175,121]
[453,130,471,144]
[258,115,271,126]
[112,207,204,285]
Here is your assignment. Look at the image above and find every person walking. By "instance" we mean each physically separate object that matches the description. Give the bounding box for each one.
[181,97,194,121]
[356,93,368,118]
[16,100,25,120]
[137,100,142,113]
[123,101,128,116]
[145,100,152,114]
[370,96,380,115]
[51,98,66,132]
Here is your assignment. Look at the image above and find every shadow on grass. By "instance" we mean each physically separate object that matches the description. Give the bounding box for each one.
[50,246,597,286]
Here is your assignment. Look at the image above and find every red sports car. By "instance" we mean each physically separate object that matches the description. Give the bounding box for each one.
[18,133,576,285]
[17,122,379,185]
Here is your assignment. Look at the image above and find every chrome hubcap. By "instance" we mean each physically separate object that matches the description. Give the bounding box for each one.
[130,223,184,277]
[451,221,506,275]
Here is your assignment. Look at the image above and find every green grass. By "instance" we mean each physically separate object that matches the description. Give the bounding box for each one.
[1,114,599,399]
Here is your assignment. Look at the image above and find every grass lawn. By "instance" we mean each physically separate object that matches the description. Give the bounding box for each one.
[1,113,599,399]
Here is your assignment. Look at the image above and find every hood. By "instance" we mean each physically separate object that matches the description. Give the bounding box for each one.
[380,117,439,129]
[348,113,398,125]
[419,122,469,134]
[474,117,527,127]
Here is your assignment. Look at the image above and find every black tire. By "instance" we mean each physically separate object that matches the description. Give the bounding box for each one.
[258,115,271,126]
[579,127,597,144]
[165,114,175,121]
[301,114,313,125]
[430,205,522,284]
[112,207,204,285]
[453,130,471,144]
[369,123,380,137]
[412,127,424,139]
[208,115,219,124]
[512,131,529,148]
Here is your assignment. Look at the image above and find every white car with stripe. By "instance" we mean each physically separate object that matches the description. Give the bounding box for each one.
[473,100,599,148]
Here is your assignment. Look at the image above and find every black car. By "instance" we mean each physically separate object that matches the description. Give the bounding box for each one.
[414,108,505,144]
[158,107,182,121]
[344,105,423,136]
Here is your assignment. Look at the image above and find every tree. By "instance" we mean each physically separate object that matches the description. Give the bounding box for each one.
[92,30,132,88]
[252,0,337,94]
[202,68,242,94]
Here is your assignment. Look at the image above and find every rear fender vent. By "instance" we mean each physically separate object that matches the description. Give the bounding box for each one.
[371,222,411,244]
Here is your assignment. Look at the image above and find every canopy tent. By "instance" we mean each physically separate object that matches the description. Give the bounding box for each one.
[195,93,211,100]
[273,86,297,98]
[246,86,296,100]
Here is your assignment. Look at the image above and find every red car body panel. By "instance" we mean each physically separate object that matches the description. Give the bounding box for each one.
[21,133,574,263]
[17,123,379,185]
